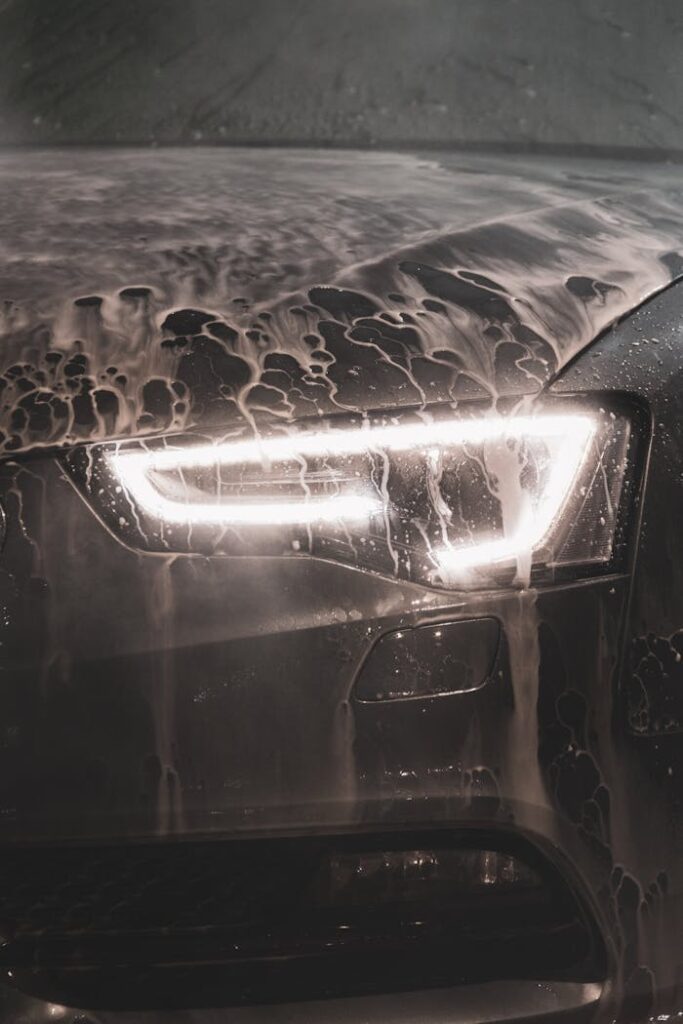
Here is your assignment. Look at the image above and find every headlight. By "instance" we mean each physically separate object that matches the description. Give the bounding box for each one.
[65,399,640,590]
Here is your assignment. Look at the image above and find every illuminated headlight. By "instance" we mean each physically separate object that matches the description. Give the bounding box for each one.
[66,400,640,589]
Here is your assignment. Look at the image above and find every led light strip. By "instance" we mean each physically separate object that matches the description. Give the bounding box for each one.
[106,415,596,554]
[112,476,380,525]
[114,414,593,471]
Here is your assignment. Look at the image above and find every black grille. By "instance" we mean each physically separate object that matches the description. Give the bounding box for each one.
[0,830,605,1011]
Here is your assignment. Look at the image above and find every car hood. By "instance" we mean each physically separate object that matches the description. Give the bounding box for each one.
[1,146,683,454]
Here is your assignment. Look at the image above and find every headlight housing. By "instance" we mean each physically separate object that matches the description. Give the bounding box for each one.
[64,397,643,591]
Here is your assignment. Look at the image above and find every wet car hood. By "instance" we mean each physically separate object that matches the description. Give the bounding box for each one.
[1,146,683,453]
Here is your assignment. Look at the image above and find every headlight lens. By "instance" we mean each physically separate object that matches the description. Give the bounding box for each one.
[65,400,638,590]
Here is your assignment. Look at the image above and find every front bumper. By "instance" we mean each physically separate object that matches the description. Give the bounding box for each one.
[0,282,682,1021]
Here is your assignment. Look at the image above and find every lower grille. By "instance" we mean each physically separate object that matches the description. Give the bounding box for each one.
[0,830,605,1011]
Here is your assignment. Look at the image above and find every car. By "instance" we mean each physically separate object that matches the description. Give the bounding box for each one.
[0,146,681,1023]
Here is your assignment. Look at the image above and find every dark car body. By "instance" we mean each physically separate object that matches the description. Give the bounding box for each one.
[0,148,682,1023]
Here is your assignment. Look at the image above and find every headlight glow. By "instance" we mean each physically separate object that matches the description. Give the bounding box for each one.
[66,400,637,590]
[107,414,595,580]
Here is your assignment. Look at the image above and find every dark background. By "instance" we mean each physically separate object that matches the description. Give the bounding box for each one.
[0,0,682,151]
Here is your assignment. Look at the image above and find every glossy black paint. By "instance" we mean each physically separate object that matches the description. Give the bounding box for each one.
[0,150,682,1023]
[1,149,683,456]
